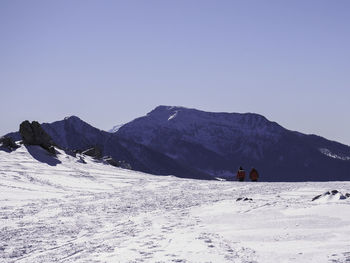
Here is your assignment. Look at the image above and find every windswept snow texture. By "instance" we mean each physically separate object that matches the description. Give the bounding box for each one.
[1,147,350,262]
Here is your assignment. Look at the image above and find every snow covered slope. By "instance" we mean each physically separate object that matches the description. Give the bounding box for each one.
[1,146,350,262]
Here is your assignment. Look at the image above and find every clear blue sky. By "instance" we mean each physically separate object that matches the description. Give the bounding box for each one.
[1,0,349,145]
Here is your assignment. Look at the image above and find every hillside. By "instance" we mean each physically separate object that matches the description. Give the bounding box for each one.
[6,115,212,180]
[116,106,350,181]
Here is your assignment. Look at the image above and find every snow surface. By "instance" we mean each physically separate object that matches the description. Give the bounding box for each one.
[1,146,350,262]
[168,111,178,121]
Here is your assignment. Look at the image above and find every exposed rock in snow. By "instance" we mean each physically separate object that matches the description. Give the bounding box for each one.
[312,190,350,202]
[0,136,19,151]
[19,120,57,154]
[236,197,253,201]
[82,146,102,159]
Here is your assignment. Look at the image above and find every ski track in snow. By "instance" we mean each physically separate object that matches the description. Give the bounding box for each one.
[1,146,350,263]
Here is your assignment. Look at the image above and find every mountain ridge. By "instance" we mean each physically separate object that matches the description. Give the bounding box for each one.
[115,106,350,181]
[5,113,213,180]
[4,106,350,181]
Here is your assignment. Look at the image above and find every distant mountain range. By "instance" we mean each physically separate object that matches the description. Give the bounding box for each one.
[6,106,350,181]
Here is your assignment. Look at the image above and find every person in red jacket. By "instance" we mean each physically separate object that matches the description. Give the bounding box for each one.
[236,166,245,182]
[249,168,259,182]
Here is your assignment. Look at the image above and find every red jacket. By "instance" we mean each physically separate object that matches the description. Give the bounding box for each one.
[250,169,259,181]
[237,170,245,180]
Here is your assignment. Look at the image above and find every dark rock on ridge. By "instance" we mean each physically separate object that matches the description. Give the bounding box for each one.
[0,136,20,151]
[82,147,102,159]
[311,194,322,201]
[80,147,133,169]
[102,156,132,169]
[103,156,120,167]
[19,121,56,154]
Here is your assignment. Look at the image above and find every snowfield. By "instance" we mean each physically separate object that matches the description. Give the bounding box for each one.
[1,146,350,263]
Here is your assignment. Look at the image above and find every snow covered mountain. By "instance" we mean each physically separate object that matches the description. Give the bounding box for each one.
[115,106,350,181]
[5,106,350,181]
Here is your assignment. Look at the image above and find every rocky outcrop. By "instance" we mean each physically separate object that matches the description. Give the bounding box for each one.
[0,136,20,151]
[103,156,120,167]
[82,147,102,159]
[79,150,132,170]
[312,190,350,201]
[236,197,253,202]
[118,160,132,170]
[102,156,132,169]
[19,121,56,154]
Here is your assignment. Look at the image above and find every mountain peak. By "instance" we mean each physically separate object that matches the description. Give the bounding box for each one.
[64,115,83,122]
[148,105,189,115]
[118,106,286,162]
[146,105,275,128]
